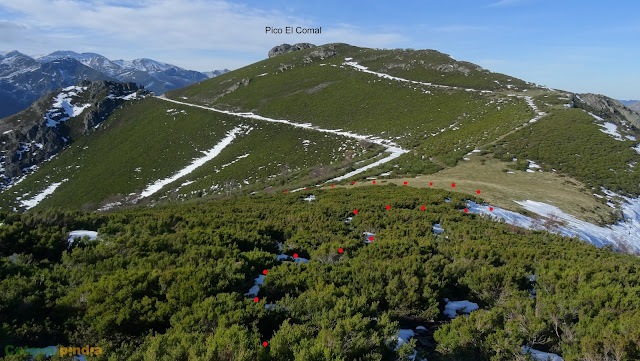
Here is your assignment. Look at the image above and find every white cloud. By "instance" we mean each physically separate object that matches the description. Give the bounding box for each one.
[0,0,405,70]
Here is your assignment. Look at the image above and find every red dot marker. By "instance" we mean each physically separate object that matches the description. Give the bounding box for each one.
[451,183,456,188]
[386,205,391,210]
[338,248,344,253]
[464,208,468,213]
[489,207,494,211]
[284,190,287,193]
[254,297,259,302]
[421,206,425,211]
[372,180,376,184]
[369,236,374,241]
[293,253,298,258]
[404,181,408,185]
[429,182,433,186]
[353,209,358,214]
[331,184,334,188]
[352,181,356,185]
[476,190,481,194]
[262,269,268,275]
[305,187,308,190]
[263,342,268,347]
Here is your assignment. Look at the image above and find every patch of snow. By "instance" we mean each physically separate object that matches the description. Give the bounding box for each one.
[433,224,444,234]
[303,194,316,202]
[522,346,563,361]
[588,112,604,121]
[45,87,91,127]
[245,275,265,297]
[68,230,98,245]
[120,92,141,100]
[597,122,624,140]
[256,73,268,77]
[467,197,640,252]
[277,254,309,264]
[97,201,122,212]
[394,329,415,350]
[136,126,246,200]
[528,160,541,169]
[331,148,406,182]
[363,232,375,243]
[20,180,66,210]
[443,298,479,318]
[523,96,546,123]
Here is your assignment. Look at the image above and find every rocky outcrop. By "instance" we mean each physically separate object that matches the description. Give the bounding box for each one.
[81,80,141,132]
[0,80,148,189]
[576,93,640,129]
[268,43,316,58]
[629,101,640,113]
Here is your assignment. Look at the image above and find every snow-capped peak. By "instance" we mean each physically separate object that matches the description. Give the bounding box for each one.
[114,58,180,73]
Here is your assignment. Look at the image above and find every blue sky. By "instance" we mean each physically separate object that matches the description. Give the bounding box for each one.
[1,0,639,99]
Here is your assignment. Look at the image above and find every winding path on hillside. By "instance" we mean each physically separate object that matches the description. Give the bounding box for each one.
[157,95,409,181]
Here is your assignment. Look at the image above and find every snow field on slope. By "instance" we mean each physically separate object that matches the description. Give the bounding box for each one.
[19,179,67,210]
[45,86,91,127]
[467,194,640,252]
[136,126,248,200]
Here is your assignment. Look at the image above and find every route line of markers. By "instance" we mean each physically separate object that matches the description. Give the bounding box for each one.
[261,180,494,347]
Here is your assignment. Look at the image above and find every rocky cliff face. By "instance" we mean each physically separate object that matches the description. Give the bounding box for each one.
[0,80,148,189]
[268,43,316,57]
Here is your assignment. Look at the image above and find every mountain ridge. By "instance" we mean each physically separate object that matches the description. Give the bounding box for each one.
[0,50,229,118]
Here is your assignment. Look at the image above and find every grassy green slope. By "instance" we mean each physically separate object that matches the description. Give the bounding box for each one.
[0,97,380,211]
[493,108,640,196]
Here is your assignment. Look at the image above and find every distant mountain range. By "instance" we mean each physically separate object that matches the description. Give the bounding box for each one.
[618,99,640,112]
[618,99,639,106]
[0,50,229,118]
